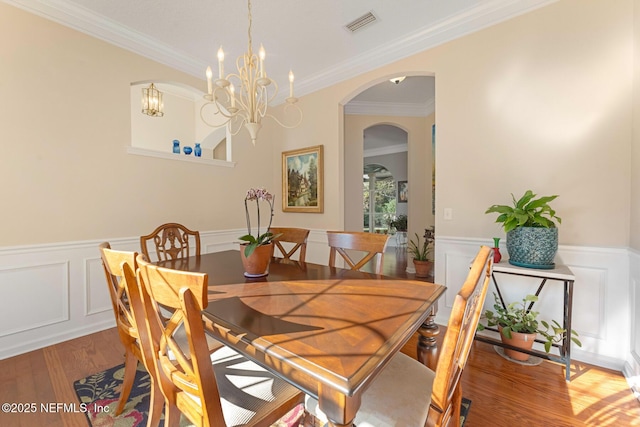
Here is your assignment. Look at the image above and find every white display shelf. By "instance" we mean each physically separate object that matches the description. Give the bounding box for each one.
[126,146,236,167]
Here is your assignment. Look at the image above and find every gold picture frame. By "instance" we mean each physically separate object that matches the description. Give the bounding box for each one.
[282,145,324,213]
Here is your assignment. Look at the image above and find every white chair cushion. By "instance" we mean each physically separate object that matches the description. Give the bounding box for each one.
[305,352,435,427]
[183,346,302,427]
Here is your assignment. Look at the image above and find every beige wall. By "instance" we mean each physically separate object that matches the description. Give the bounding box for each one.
[0,3,267,246]
[269,0,633,247]
[2,0,636,250]
[632,0,640,250]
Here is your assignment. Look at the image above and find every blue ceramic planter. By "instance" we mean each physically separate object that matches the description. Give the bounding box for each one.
[506,227,558,269]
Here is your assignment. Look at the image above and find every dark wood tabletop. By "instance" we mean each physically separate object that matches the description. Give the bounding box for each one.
[156,250,446,427]
[156,249,390,284]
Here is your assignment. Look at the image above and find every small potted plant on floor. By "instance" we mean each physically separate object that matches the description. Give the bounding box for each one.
[485,190,561,269]
[408,226,434,278]
[477,293,581,361]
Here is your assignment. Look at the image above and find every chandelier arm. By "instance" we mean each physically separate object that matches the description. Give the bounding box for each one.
[200,102,232,128]
[265,103,303,129]
[227,116,247,136]
[247,0,253,55]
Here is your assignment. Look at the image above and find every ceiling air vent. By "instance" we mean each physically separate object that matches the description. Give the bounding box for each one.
[344,11,377,33]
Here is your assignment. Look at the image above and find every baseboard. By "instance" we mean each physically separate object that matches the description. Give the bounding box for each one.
[623,354,640,403]
[0,318,115,360]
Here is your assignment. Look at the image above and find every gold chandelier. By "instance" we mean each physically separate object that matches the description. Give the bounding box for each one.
[142,83,164,117]
[201,0,302,145]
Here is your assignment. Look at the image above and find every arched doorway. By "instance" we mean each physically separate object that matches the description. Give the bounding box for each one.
[362,125,408,239]
[342,75,435,270]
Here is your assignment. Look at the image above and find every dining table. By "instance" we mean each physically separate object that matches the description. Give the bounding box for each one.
[156,250,446,427]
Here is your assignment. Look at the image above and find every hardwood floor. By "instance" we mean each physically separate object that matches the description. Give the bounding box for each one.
[0,248,638,426]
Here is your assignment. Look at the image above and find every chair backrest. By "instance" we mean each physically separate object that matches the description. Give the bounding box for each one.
[269,227,310,262]
[140,222,201,262]
[428,245,492,426]
[326,231,390,274]
[136,255,225,426]
[98,242,140,348]
[119,260,165,427]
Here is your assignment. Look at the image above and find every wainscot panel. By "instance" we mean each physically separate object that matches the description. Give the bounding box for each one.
[434,236,631,371]
[623,249,640,401]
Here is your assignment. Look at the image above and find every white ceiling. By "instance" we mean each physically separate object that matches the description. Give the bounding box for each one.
[5,0,556,102]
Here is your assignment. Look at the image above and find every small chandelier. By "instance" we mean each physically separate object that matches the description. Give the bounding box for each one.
[201,0,302,145]
[141,83,164,117]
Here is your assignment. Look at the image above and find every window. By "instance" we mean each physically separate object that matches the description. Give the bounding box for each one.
[363,164,396,233]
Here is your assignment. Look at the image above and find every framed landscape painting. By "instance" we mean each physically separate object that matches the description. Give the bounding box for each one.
[398,180,408,203]
[282,145,324,213]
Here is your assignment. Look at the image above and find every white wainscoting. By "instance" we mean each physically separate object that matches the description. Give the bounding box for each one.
[434,237,631,371]
[0,231,635,377]
[624,249,640,401]
[0,228,331,360]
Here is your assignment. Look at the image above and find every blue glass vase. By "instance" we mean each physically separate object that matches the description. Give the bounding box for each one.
[194,143,202,157]
[183,146,192,155]
[172,139,180,154]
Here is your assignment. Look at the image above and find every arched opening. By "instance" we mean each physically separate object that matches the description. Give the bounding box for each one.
[362,124,408,240]
[342,75,435,270]
[129,81,232,162]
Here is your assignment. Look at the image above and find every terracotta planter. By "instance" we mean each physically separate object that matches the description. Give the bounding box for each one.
[240,242,274,278]
[413,259,433,278]
[499,325,536,361]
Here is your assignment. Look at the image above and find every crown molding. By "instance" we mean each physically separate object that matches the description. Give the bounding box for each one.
[6,0,557,102]
[345,97,435,117]
[3,0,206,76]
[295,0,558,98]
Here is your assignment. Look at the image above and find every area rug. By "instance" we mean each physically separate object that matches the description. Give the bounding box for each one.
[460,397,471,426]
[74,363,470,426]
[73,363,303,427]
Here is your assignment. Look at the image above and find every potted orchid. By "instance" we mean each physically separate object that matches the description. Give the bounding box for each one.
[239,188,280,257]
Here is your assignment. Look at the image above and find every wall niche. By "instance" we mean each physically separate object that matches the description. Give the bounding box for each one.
[128,81,234,166]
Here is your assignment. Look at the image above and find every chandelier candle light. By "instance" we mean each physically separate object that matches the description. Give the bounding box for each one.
[202,0,302,145]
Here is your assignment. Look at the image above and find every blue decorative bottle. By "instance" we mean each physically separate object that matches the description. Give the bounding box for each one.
[194,143,202,157]
[172,140,180,154]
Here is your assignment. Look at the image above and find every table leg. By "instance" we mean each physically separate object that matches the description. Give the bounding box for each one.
[318,385,359,427]
[563,279,574,382]
[417,306,440,370]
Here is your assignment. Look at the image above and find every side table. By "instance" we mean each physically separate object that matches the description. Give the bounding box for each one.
[475,261,575,381]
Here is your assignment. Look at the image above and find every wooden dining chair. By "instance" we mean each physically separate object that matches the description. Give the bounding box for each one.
[120,261,165,427]
[269,227,310,263]
[326,231,390,274]
[98,242,142,416]
[136,255,305,427]
[305,245,493,427]
[140,222,201,262]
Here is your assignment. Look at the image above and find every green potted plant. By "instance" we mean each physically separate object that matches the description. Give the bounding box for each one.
[485,190,561,269]
[408,226,434,278]
[389,214,408,246]
[477,293,581,361]
[388,214,408,232]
